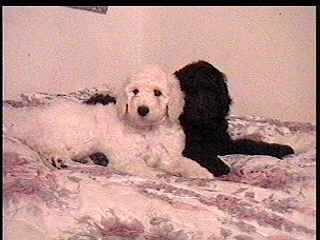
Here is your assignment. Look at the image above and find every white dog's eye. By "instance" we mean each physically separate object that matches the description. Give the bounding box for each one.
[132,89,139,95]
[154,89,162,97]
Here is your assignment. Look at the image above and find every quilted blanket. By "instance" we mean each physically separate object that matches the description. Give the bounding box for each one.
[3,87,316,240]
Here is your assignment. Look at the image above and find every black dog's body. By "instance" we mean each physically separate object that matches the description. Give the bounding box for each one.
[84,94,116,105]
[85,61,294,177]
[175,61,294,176]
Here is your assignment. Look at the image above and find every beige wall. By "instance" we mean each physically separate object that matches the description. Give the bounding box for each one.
[3,6,144,97]
[3,6,316,123]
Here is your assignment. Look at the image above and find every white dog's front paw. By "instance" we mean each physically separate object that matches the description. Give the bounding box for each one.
[185,167,214,179]
[178,158,214,179]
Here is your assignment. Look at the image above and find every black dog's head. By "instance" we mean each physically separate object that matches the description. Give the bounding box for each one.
[174,60,232,125]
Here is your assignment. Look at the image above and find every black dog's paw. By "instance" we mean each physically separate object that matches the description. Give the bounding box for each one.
[182,149,231,177]
[272,144,295,159]
[192,155,230,177]
[89,152,109,166]
[207,157,231,177]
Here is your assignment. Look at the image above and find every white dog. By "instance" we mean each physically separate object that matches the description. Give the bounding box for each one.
[3,65,213,178]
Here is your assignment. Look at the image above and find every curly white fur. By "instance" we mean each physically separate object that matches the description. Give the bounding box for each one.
[4,65,213,179]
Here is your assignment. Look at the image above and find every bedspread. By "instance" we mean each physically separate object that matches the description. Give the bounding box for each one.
[3,88,316,240]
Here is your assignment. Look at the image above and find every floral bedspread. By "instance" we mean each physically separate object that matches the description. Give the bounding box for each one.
[3,88,316,240]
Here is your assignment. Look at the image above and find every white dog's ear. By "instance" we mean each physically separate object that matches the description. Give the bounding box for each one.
[167,74,184,123]
[116,78,129,119]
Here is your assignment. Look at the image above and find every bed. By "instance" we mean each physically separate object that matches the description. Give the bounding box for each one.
[3,86,316,240]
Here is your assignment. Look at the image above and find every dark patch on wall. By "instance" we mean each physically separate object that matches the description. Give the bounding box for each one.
[67,6,108,15]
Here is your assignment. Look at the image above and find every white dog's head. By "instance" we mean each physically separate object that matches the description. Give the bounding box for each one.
[117,65,184,128]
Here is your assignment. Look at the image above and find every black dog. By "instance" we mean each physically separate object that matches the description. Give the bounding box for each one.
[174,60,294,176]
[85,61,294,176]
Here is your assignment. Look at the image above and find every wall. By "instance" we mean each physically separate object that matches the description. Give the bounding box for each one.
[3,6,144,97]
[3,6,316,123]
[139,6,316,124]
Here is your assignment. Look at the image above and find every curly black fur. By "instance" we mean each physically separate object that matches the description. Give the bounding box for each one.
[175,60,294,177]
[89,152,109,166]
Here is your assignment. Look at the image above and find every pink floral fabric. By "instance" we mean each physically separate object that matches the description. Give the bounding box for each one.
[3,89,316,240]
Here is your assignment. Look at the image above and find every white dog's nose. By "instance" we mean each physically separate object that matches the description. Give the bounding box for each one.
[137,105,149,117]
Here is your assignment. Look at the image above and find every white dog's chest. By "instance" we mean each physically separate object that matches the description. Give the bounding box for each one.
[109,127,165,165]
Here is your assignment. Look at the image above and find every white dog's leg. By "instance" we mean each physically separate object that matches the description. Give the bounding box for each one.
[181,157,215,179]
[95,147,158,178]
[162,156,214,179]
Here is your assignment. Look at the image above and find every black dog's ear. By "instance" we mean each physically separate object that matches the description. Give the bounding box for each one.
[217,72,232,117]
[175,60,232,117]
[196,62,232,117]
